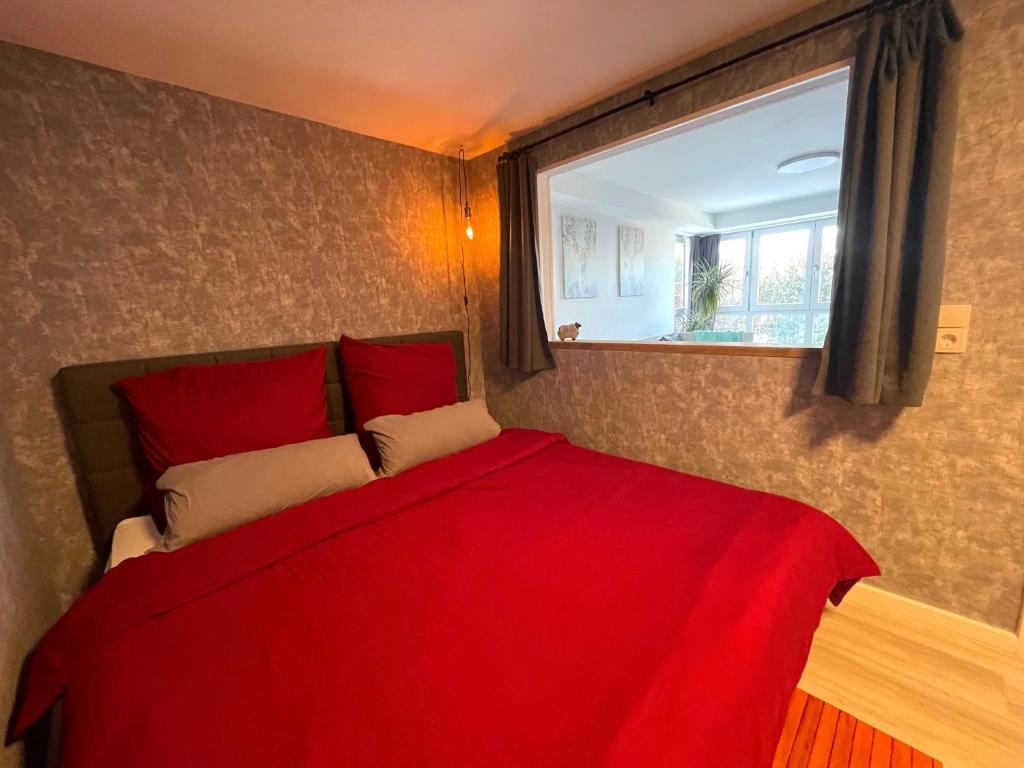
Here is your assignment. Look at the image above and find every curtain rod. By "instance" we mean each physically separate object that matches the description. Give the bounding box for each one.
[500,0,882,162]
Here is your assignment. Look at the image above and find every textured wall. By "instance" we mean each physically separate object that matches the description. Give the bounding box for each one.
[0,436,61,768]
[0,41,469,766]
[469,0,1024,630]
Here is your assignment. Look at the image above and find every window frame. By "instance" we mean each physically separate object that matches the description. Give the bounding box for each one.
[750,220,814,311]
[811,219,839,310]
[533,61,852,353]
[714,232,752,312]
[673,234,692,319]
[712,214,838,345]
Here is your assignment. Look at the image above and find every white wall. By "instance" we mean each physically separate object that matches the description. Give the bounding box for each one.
[713,190,838,230]
[551,202,676,341]
[552,172,713,231]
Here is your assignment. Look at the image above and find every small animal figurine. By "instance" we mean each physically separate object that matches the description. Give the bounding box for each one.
[557,322,582,341]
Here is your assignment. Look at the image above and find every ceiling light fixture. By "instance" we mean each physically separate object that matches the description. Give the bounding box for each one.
[777,152,840,175]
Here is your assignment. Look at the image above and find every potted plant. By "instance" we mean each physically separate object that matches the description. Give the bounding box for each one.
[672,261,752,342]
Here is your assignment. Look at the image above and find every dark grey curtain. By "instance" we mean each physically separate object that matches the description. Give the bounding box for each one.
[815,0,964,406]
[690,234,721,271]
[498,151,555,373]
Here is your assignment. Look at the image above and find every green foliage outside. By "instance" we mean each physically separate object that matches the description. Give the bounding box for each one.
[756,257,805,305]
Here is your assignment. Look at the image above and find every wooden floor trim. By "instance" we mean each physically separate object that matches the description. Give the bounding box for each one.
[838,584,1021,655]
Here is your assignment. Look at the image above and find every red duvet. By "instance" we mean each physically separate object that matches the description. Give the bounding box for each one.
[10,429,878,767]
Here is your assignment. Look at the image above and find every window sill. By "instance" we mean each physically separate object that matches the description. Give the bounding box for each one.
[548,339,822,359]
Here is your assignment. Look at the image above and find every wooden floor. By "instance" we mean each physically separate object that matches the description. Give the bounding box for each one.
[773,689,942,767]
[797,585,1024,768]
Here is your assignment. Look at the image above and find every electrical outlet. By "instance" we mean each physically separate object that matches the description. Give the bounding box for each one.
[937,328,966,352]
[936,304,971,354]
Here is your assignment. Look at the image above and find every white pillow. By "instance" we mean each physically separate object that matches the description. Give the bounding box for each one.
[155,434,376,551]
[363,399,501,476]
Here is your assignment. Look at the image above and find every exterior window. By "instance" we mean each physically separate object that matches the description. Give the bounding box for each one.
[817,223,839,304]
[717,236,748,308]
[811,312,831,345]
[754,226,810,306]
[714,215,837,346]
[713,313,746,332]
[673,236,690,332]
[752,312,809,345]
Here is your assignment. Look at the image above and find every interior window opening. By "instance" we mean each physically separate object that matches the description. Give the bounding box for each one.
[538,66,850,348]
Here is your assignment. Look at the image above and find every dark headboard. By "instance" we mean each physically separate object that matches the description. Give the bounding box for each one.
[57,330,467,553]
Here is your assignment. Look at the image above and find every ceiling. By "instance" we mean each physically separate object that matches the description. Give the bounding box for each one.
[0,0,820,157]
[563,69,849,215]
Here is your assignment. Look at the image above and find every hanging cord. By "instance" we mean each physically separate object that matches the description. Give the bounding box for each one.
[456,148,473,394]
[457,147,470,213]
[458,236,473,394]
[438,155,473,397]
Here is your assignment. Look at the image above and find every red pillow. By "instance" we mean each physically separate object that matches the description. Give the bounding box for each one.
[118,347,330,527]
[338,336,458,462]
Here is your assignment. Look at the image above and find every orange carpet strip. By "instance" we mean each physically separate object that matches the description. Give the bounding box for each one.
[773,689,942,768]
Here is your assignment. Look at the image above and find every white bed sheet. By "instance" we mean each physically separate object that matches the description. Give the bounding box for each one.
[105,515,161,572]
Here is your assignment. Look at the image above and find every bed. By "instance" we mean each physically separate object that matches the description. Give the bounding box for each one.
[9,329,878,767]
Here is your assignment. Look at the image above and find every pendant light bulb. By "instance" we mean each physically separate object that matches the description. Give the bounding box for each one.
[459,147,473,240]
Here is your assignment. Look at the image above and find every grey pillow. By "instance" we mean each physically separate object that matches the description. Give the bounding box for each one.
[156,434,376,551]
[363,399,501,476]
